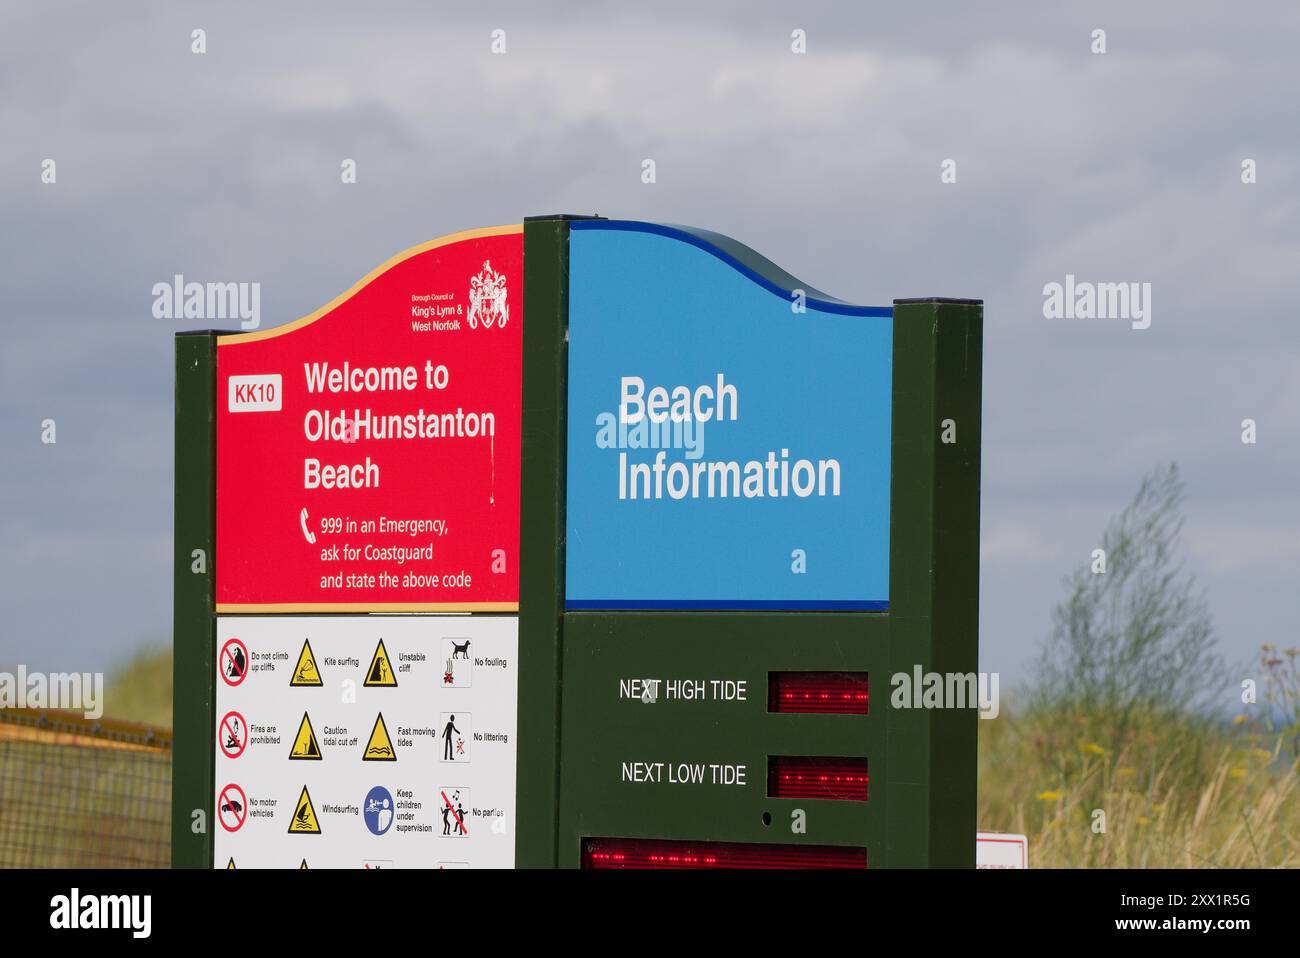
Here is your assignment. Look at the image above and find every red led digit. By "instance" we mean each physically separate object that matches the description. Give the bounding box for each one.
[582,837,866,869]
[768,672,868,714]
[767,756,869,801]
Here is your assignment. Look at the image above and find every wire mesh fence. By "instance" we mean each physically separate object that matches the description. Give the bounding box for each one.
[0,709,171,868]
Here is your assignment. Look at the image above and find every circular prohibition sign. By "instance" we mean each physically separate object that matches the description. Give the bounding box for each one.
[219,710,248,759]
[218,783,248,833]
[220,638,249,687]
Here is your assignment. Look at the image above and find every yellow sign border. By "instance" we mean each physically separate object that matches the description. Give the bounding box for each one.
[218,223,523,346]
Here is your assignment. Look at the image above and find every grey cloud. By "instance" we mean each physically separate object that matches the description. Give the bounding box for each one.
[1,1,1297,680]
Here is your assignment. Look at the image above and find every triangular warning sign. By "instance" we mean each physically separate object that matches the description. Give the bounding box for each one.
[362,712,397,761]
[289,711,322,760]
[300,859,308,869]
[288,785,321,834]
[290,638,323,687]
[364,638,397,687]
[227,857,236,869]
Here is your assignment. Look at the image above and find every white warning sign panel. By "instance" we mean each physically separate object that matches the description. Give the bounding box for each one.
[976,831,1029,869]
[213,615,518,868]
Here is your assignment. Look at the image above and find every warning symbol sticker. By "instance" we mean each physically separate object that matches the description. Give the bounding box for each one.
[227,858,236,869]
[219,710,247,759]
[439,712,470,763]
[289,711,322,760]
[218,783,247,833]
[441,636,473,687]
[439,787,469,837]
[220,638,249,687]
[362,712,396,761]
[288,785,322,834]
[290,638,323,687]
[299,859,308,869]
[364,638,397,687]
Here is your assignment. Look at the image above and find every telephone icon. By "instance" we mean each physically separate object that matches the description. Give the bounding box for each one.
[300,508,316,544]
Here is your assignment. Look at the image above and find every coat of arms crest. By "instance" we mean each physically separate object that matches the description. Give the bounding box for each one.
[467,260,509,330]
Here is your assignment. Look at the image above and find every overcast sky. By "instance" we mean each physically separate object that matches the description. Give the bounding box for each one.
[2,2,1297,704]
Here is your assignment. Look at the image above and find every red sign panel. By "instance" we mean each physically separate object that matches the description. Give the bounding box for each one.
[216,226,523,611]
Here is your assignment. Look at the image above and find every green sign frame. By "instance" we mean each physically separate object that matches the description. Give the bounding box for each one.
[514,215,983,868]
[173,216,982,869]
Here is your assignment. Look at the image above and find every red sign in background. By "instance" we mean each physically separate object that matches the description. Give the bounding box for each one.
[216,226,523,610]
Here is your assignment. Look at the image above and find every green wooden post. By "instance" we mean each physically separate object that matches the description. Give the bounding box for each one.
[515,215,598,866]
[172,331,218,868]
[886,298,983,867]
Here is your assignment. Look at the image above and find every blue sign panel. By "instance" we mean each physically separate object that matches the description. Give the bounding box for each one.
[564,221,892,610]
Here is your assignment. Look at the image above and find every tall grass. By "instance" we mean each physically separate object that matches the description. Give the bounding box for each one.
[979,657,1300,868]
[984,465,1300,867]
